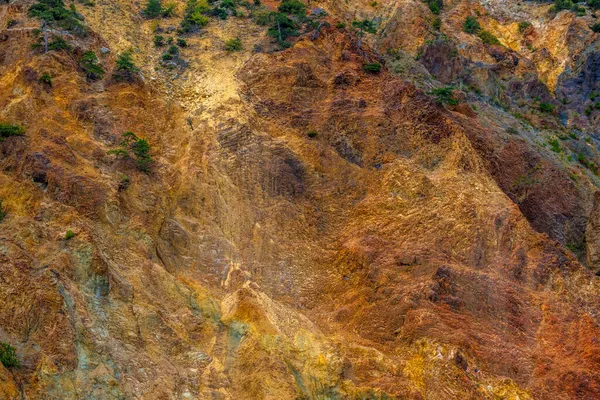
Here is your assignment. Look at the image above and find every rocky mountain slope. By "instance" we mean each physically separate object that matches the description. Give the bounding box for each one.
[0,0,600,398]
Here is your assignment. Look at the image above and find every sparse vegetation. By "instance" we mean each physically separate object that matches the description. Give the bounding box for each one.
[0,123,24,141]
[577,153,599,175]
[518,21,532,33]
[478,30,500,45]
[177,37,188,47]
[118,175,131,191]
[154,35,165,46]
[352,18,377,47]
[432,17,441,31]
[585,102,600,115]
[0,343,19,368]
[165,3,177,16]
[0,200,5,223]
[80,51,105,80]
[463,16,480,34]
[39,72,52,86]
[548,138,561,153]
[65,230,75,240]
[362,62,382,74]
[429,86,459,106]
[539,102,554,113]
[108,132,153,172]
[224,38,242,51]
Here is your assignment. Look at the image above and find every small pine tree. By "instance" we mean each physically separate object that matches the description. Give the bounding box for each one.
[114,49,139,81]
[352,19,377,48]
[132,138,152,172]
[108,132,153,173]
[80,51,104,80]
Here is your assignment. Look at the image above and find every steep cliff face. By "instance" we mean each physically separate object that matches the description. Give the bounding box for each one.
[1,0,600,399]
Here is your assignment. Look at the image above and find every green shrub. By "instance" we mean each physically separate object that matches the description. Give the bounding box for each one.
[0,123,24,141]
[0,200,5,223]
[589,0,600,9]
[307,130,318,138]
[0,343,19,368]
[167,44,179,55]
[430,86,459,105]
[253,9,271,25]
[224,38,242,51]
[552,0,573,11]
[278,0,306,16]
[591,22,600,33]
[548,138,561,153]
[518,21,532,33]
[478,30,500,45]
[143,0,163,18]
[80,51,104,80]
[362,63,381,73]
[210,6,229,19]
[177,38,187,47]
[154,34,165,46]
[162,2,177,16]
[539,102,554,113]
[39,72,52,86]
[463,16,480,34]
[352,18,377,35]
[428,0,442,15]
[180,0,209,32]
[221,0,236,9]
[65,230,75,240]
[432,17,441,30]
[552,0,586,14]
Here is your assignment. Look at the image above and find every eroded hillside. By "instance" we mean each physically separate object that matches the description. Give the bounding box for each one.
[1,0,600,398]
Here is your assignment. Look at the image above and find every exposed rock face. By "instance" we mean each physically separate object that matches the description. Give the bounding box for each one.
[586,192,600,273]
[0,0,600,398]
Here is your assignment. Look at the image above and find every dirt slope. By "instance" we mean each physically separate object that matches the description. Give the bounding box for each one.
[1,0,600,399]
